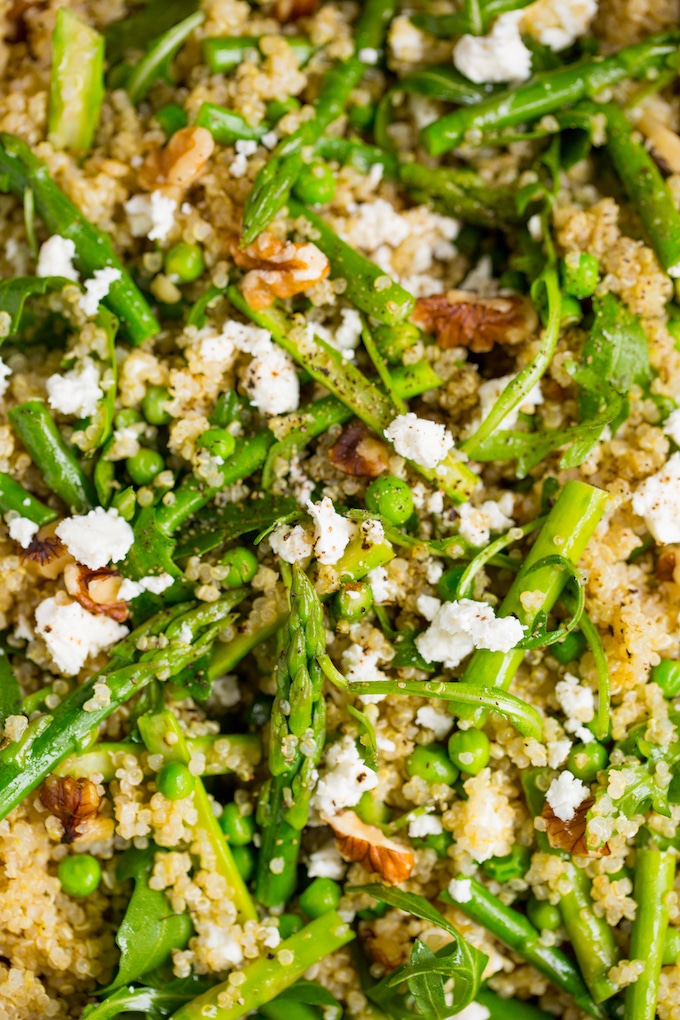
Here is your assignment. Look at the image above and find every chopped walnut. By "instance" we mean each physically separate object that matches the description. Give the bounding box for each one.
[657,549,677,582]
[412,290,538,353]
[39,775,104,844]
[325,810,414,884]
[139,126,215,199]
[328,421,390,478]
[22,522,72,580]
[232,232,330,310]
[63,563,129,622]
[274,0,319,21]
[541,797,610,857]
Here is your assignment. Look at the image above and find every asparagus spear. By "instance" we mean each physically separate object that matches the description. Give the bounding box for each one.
[0,133,159,345]
[399,162,524,228]
[241,0,397,244]
[420,32,680,155]
[624,848,676,1020]
[48,8,104,153]
[126,10,205,105]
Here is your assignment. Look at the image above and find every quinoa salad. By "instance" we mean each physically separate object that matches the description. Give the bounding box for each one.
[5,1,680,1018]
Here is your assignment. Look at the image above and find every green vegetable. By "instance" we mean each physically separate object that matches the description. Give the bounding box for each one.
[221,546,259,587]
[126,11,205,105]
[411,0,534,39]
[664,926,680,966]
[202,36,313,74]
[365,476,414,526]
[299,878,342,918]
[195,102,268,145]
[142,385,173,426]
[127,448,165,486]
[651,659,680,698]
[0,472,57,526]
[165,242,205,283]
[406,743,459,786]
[48,8,104,153]
[335,582,374,623]
[399,162,525,228]
[57,853,102,897]
[624,848,675,1019]
[278,914,304,940]
[526,896,562,932]
[355,791,390,827]
[447,729,490,775]
[551,629,588,664]
[155,102,189,137]
[0,651,21,728]
[232,844,256,881]
[105,0,199,64]
[82,977,210,1020]
[220,803,256,846]
[196,427,236,459]
[560,252,599,298]
[0,275,72,340]
[482,845,531,882]
[169,912,354,1020]
[157,761,196,800]
[293,160,337,205]
[566,741,608,782]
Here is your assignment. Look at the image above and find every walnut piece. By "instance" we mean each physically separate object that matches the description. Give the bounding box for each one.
[232,232,330,310]
[541,797,610,857]
[328,420,390,478]
[325,810,414,884]
[63,563,129,622]
[39,775,103,844]
[22,522,72,580]
[657,549,677,582]
[274,0,319,21]
[412,290,538,353]
[139,126,215,198]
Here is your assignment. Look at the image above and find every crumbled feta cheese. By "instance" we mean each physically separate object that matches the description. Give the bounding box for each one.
[384,413,454,469]
[633,453,680,544]
[35,596,128,675]
[389,14,427,63]
[118,573,175,600]
[546,737,573,768]
[416,599,524,668]
[340,199,411,252]
[230,138,259,178]
[269,523,314,563]
[306,497,353,565]
[416,594,441,622]
[448,877,473,903]
[521,0,597,51]
[0,357,11,400]
[199,923,244,969]
[125,191,177,242]
[358,46,379,64]
[244,346,299,415]
[425,559,444,584]
[56,506,134,570]
[8,516,39,549]
[555,673,595,742]
[664,408,680,446]
[342,643,390,684]
[261,130,278,150]
[458,494,515,547]
[46,359,103,418]
[79,267,122,317]
[408,813,443,838]
[36,235,79,281]
[545,770,589,822]
[452,1004,491,1020]
[311,734,378,817]
[415,705,454,740]
[333,307,363,359]
[361,518,385,547]
[307,842,347,879]
[477,375,544,431]
[454,11,532,84]
[368,565,396,604]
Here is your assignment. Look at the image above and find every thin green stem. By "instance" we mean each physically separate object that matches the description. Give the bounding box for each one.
[624,848,676,1020]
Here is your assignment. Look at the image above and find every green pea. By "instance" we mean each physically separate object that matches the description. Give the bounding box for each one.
[651,393,676,425]
[126,448,165,486]
[196,427,236,459]
[115,407,143,429]
[348,103,375,130]
[155,103,188,138]
[560,252,599,299]
[552,630,588,664]
[165,242,206,284]
[111,486,136,521]
[142,385,173,426]
[220,546,258,587]
[232,845,256,882]
[447,729,490,776]
[664,926,680,966]
[299,877,342,918]
[58,853,102,897]
[365,476,414,526]
[266,97,300,123]
[355,791,390,827]
[335,582,374,623]
[482,845,531,882]
[560,294,582,326]
[406,743,459,786]
[220,803,256,846]
[566,740,608,782]
[293,160,337,205]
[278,913,304,939]
[652,659,680,698]
[412,830,454,858]
[436,566,466,602]
[157,761,195,800]
[526,896,562,932]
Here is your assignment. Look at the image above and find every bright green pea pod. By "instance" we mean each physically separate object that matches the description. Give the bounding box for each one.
[48,8,105,153]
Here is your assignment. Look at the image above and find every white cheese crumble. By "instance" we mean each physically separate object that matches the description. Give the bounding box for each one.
[334,307,363,359]
[79,267,122,317]
[416,594,442,622]
[0,357,11,400]
[452,1004,491,1020]
[664,408,680,446]
[269,523,314,564]
[35,596,128,675]
[36,235,79,281]
[117,573,175,600]
[307,842,347,879]
[453,11,532,84]
[46,359,103,418]
[522,0,598,51]
[8,516,39,549]
[415,705,454,740]
[458,493,515,547]
[408,813,443,838]
[448,877,473,903]
[384,413,454,469]
[632,452,680,543]
[545,770,589,822]
[306,497,353,565]
[230,139,259,178]
[125,191,177,242]
[367,565,397,604]
[243,346,299,415]
[56,506,134,570]
[477,375,544,431]
[358,46,379,64]
[311,734,378,817]
[555,672,595,743]
[416,599,524,668]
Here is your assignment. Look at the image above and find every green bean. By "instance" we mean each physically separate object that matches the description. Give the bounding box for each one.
[624,848,676,1020]
[0,472,58,526]
[195,102,268,145]
[0,133,159,345]
[8,400,97,513]
[314,135,398,178]
[48,8,104,153]
[126,11,205,104]
[203,35,313,74]
[557,865,620,1003]
[399,162,523,228]
[420,32,680,155]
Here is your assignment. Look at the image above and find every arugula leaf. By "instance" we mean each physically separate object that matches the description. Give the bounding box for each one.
[0,648,21,726]
[391,66,498,105]
[277,980,343,1012]
[0,276,71,340]
[390,631,435,673]
[175,494,298,559]
[82,975,210,1020]
[349,885,487,1019]
[105,844,192,991]
[579,293,652,421]
[105,0,199,64]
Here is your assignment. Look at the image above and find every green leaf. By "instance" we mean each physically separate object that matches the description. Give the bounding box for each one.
[394,65,498,104]
[105,844,193,991]
[124,507,180,581]
[278,979,343,1012]
[175,494,298,559]
[82,975,210,1020]
[406,940,448,1020]
[390,631,436,673]
[105,0,200,64]
[0,648,21,726]
[0,276,70,340]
